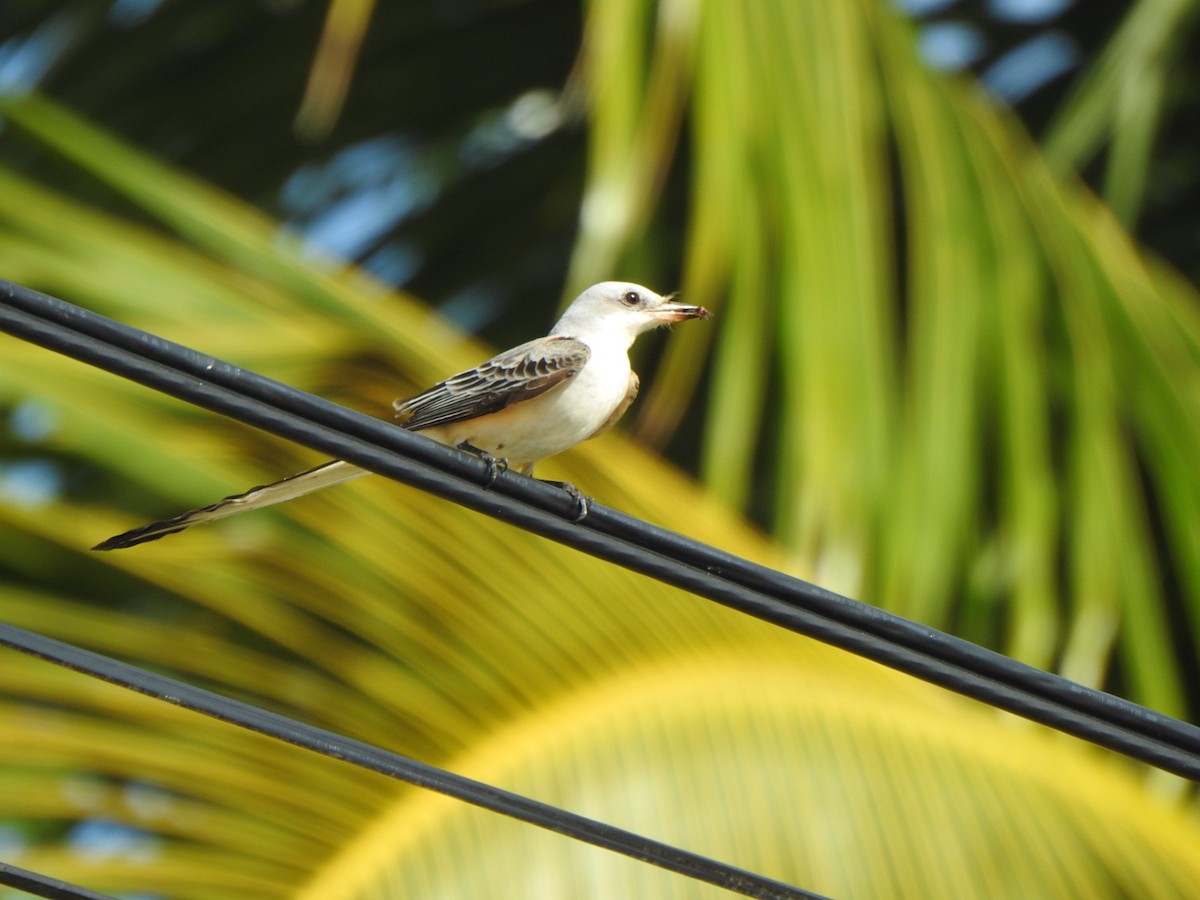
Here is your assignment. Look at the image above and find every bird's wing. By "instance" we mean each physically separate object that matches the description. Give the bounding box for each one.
[394,335,591,431]
[587,371,639,440]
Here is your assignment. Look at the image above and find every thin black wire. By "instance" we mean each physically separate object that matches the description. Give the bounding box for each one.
[1,278,1199,778]
[2,279,1199,778]
[0,860,117,900]
[0,624,820,900]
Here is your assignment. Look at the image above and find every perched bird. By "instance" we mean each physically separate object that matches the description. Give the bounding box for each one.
[94,282,709,550]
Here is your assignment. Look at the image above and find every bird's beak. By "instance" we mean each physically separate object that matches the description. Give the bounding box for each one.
[652,293,711,322]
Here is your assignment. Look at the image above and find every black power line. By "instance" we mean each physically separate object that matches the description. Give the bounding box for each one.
[1,278,1199,780]
[4,276,1200,899]
[0,623,819,900]
[0,860,117,900]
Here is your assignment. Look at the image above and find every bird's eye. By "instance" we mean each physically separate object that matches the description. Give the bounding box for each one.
[621,291,641,307]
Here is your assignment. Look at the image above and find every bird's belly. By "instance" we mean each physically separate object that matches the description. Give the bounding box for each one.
[422,358,629,472]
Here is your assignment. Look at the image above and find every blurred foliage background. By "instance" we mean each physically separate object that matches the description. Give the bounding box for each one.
[2,0,1200,898]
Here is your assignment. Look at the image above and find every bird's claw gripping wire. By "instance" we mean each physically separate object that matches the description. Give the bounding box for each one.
[543,480,591,522]
[455,444,588,520]
[458,442,508,488]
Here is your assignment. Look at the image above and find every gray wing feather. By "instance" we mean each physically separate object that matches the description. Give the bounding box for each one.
[394,336,591,431]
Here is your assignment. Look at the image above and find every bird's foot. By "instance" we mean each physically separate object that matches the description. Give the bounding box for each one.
[457,441,508,488]
[542,480,592,522]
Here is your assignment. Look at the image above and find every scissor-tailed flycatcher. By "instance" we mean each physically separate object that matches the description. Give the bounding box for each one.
[94,282,709,550]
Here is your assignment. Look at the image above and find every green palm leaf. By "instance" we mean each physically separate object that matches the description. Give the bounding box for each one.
[1,1,1199,896]
[572,0,1200,714]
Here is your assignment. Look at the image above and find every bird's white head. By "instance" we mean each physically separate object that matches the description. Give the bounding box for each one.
[550,282,710,348]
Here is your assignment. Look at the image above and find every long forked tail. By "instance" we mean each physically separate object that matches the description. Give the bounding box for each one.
[93,460,370,551]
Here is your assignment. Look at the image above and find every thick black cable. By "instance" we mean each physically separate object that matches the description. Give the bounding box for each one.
[0,860,117,900]
[0,624,820,900]
[1,278,1199,782]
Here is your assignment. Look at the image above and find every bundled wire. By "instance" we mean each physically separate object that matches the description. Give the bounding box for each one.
[1,277,1199,784]
[4,276,1200,899]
